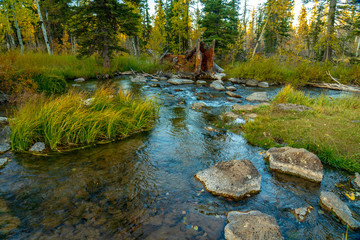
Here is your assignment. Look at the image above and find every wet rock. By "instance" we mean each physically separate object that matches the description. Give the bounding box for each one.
[0,126,10,143]
[83,98,94,106]
[229,78,246,84]
[246,92,268,102]
[320,191,360,229]
[194,159,261,199]
[149,83,160,87]
[353,173,360,188]
[196,80,207,85]
[246,79,259,87]
[159,77,168,81]
[210,80,225,91]
[0,117,8,124]
[74,77,85,83]
[226,86,237,91]
[29,142,46,153]
[291,206,312,222]
[225,210,284,240]
[264,147,323,182]
[258,82,269,88]
[191,102,207,110]
[167,79,194,85]
[226,97,242,103]
[0,158,9,169]
[222,112,241,120]
[276,103,312,112]
[214,73,226,80]
[226,91,242,98]
[0,143,10,153]
[151,79,159,82]
[130,75,147,83]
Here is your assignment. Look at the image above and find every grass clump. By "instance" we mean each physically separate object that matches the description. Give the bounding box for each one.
[9,87,158,152]
[240,86,360,172]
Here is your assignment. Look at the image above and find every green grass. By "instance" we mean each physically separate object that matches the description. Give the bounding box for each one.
[226,56,360,86]
[232,86,360,173]
[9,87,159,152]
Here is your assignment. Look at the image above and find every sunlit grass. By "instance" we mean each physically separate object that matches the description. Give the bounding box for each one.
[9,87,159,152]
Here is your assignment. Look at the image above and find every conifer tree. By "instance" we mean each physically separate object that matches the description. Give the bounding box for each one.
[147,0,167,59]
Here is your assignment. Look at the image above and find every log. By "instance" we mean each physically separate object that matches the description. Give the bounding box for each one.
[307,82,360,93]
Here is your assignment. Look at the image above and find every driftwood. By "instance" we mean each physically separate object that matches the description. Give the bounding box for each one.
[161,39,221,78]
[307,71,360,93]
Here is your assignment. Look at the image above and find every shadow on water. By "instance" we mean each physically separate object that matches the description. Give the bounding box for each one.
[0,77,358,239]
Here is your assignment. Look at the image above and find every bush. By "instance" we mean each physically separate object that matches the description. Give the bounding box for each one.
[33,74,67,95]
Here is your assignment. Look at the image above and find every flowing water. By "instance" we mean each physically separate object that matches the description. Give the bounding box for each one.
[0,77,359,239]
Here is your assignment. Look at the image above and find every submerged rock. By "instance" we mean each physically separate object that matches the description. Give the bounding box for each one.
[276,103,312,112]
[0,158,9,169]
[258,82,269,88]
[194,159,261,199]
[191,102,207,110]
[167,79,194,85]
[245,79,259,87]
[210,80,225,91]
[224,210,284,240]
[226,97,242,103]
[245,92,268,102]
[291,206,312,222]
[29,142,46,153]
[226,91,242,98]
[74,77,85,82]
[0,143,10,153]
[226,86,237,91]
[264,147,323,182]
[320,191,360,229]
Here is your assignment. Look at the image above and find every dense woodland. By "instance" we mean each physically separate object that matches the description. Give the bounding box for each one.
[1,0,360,67]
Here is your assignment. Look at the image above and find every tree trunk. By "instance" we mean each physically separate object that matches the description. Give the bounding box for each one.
[243,0,247,52]
[11,4,24,54]
[35,0,51,55]
[132,37,137,56]
[356,36,360,57]
[322,0,336,62]
[103,45,111,68]
[252,18,268,58]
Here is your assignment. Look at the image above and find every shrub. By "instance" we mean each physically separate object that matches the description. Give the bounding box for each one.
[33,74,67,95]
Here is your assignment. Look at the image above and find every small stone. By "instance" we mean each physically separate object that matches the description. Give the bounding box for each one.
[226,91,242,98]
[224,211,284,240]
[167,79,194,85]
[245,79,259,87]
[227,97,242,103]
[149,83,160,87]
[226,86,237,91]
[74,77,85,82]
[83,98,94,106]
[320,191,360,229]
[276,103,312,112]
[210,80,225,91]
[0,117,8,124]
[0,158,10,169]
[196,80,207,85]
[246,92,268,102]
[292,207,312,222]
[191,102,207,110]
[264,147,323,182]
[0,143,10,153]
[29,142,46,153]
[194,159,261,199]
[258,82,269,88]
[150,79,159,82]
[205,126,217,132]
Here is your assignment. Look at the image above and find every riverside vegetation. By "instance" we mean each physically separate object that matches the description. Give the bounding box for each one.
[9,87,158,152]
[230,85,360,173]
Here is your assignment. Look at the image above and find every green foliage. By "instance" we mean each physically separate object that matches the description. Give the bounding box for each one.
[241,86,360,173]
[33,74,67,95]
[10,87,159,151]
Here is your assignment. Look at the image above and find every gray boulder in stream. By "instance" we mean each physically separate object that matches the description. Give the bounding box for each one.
[167,79,194,85]
[29,142,46,153]
[224,210,284,240]
[245,92,268,102]
[320,191,360,229]
[194,159,261,199]
[264,147,323,182]
[210,80,225,91]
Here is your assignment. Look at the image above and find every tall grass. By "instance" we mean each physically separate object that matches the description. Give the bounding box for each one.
[226,56,360,86]
[9,87,158,152]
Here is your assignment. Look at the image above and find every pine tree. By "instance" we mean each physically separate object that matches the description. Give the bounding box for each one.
[147,0,167,59]
[169,0,190,54]
[295,4,309,56]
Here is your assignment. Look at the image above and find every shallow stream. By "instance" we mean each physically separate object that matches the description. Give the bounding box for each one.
[1,77,359,239]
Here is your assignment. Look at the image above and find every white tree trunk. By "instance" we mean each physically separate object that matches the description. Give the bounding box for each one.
[252,18,268,58]
[356,36,360,57]
[35,0,51,55]
[11,4,24,54]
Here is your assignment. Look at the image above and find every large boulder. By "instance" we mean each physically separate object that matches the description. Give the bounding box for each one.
[276,103,312,112]
[245,92,268,102]
[0,143,10,153]
[194,159,261,199]
[264,147,323,182]
[210,80,225,91]
[224,210,284,240]
[229,78,246,84]
[245,79,259,87]
[320,191,360,229]
[258,82,269,88]
[167,78,194,85]
[29,142,46,153]
[226,91,242,98]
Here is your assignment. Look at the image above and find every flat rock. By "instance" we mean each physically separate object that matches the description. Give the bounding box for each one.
[264,147,323,182]
[222,112,241,120]
[226,91,242,98]
[149,83,160,87]
[0,126,10,143]
[354,173,360,188]
[226,86,237,91]
[194,159,261,199]
[227,97,242,103]
[246,92,268,102]
[0,158,9,169]
[276,103,312,112]
[258,82,269,88]
[191,102,207,110]
[130,76,147,83]
[246,79,259,87]
[0,143,10,153]
[167,78,194,85]
[320,191,360,229]
[196,80,207,85]
[214,73,226,80]
[29,142,46,153]
[74,77,85,82]
[225,210,284,240]
[229,78,246,84]
[210,80,225,91]
[150,79,159,82]
[0,117,8,124]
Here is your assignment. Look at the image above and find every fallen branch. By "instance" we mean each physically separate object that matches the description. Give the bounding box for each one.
[326,71,343,86]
